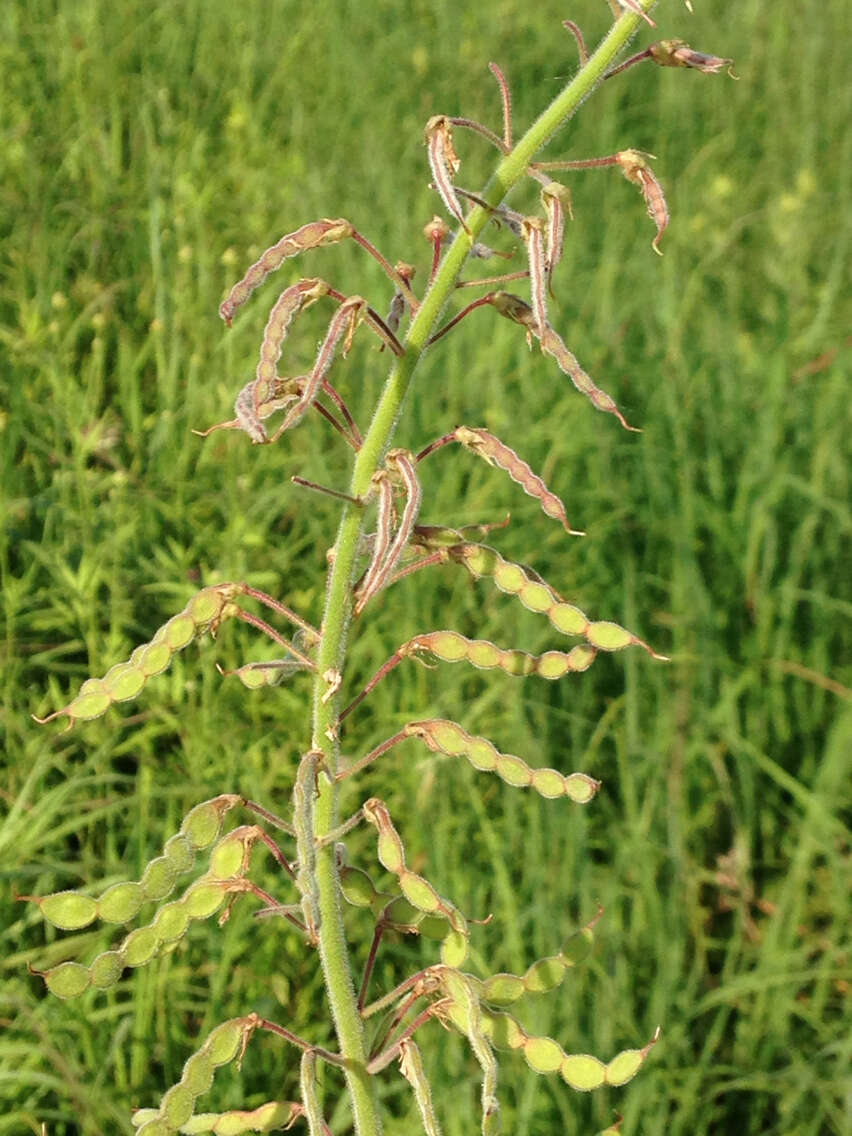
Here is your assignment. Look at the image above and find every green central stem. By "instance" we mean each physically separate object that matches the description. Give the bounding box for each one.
[306,5,655,1134]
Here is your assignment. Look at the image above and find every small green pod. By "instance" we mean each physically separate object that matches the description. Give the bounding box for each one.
[98,881,144,923]
[182,800,229,850]
[44,960,91,999]
[399,872,441,913]
[536,652,571,679]
[339,865,379,908]
[38,891,99,931]
[495,753,533,788]
[184,879,227,919]
[383,895,422,927]
[560,1053,606,1091]
[564,773,599,804]
[523,1035,564,1074]
[440,927,469,967]
[137,642,172,678]
[491,560,527,594]
[161,1082,195,1128]
[418,913,449,940]
[376,831,405,874]
[164,833,195,873]
[90,950,125,989]
[466,640,502,669]
[140,856,178,902]
[135,1120,173,1136]
[66,688,112,721]
[423,720,467,755]
[481,973,525,1006]
[530,768,568,798]
[464,737,498,772]
[188,588,226,627]
[162,613,197,650]
[523,955,565,993]
[153,900,191,943]
[209,828,253,879]
[121,925,161,968]
[181,1051,215,1097]
[497,648,536,676]
[103,663,146,702]
[518,581,553,613]
[203,1019,246,1066]
[605,1048,644,1086]
[427,630,468,661]
[566,645,596,672]
[586,621,634,652]
[550,603,588,636]
[560,926,595,967]
[482,1011,525,1051]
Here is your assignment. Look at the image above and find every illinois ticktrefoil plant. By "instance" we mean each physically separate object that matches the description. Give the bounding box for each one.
[30,2,732,1133]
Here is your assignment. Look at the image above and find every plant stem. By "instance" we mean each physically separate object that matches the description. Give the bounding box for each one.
[307,5,655,1134]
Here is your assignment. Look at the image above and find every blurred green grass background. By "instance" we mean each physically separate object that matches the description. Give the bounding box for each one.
[1,0,850,1133]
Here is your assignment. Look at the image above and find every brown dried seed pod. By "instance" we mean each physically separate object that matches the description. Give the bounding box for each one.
[425,116,470,234]
[452,425,583,535]
[615,150,669,255]
[405,719,600,804]
[219,220,353,326]
[649,38,734,75]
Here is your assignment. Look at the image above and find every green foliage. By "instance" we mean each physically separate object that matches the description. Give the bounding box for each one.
[2,1,850,1135]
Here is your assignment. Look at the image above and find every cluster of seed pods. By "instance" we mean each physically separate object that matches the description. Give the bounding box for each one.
[447,543,667,658]
[29,795,241,931]
[362,798,469,966]
[437,966,659,1093]
[35,825,268,999]
[131,1014,261,1136]
[404,718,600,804]
[445,426,583,535]
[34,586,247,726]
[133,1101,304,1135]
[336,852,450,942]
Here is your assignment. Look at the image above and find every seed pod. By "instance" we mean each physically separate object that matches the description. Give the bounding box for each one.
[486,292,640,431]
[540,182,573,282]
[219,220,353,326]
[135,1015,262,1134]
[271,295,366,440]
[437,969,498,1135]
[424,116,470,234]
[521,217,548,333]
[34,586,245,727]
[649,39,734,75]
[476,1006,660,1091]
[405,719,600,804]
[221,657,311,689]
[409,630,597,680]
[166,1102,302,1133]
[363,798,469,963]
[208,826,260,880]
[399,1040,443,1136]
[449,544,667,659]
[451,426,582,535]
[355,452,422,614]
[476,913,599,1006]
[615,150,669,255]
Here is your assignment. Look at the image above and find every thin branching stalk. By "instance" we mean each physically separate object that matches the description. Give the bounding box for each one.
[307,5,658,1134]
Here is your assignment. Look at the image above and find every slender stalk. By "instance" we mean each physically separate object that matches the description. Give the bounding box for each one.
[306,5,656,1134]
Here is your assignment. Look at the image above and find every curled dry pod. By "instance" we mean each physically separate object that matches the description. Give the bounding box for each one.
[34,586,245,727]
[424,115,469,234]
[451,425,583,535]
[219,219,353,326]
[405,719,600,804]
[615,149,669,255]
[449,544,667,659]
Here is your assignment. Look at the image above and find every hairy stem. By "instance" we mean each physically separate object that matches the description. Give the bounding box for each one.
[307,5,655,1134]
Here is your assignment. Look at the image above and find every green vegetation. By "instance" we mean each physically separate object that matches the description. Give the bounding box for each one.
[1,1,849,1133]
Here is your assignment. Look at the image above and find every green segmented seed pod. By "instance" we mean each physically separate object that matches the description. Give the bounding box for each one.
[183,795,242,850]
[34,586,246,726]
[184,880,228,919]
[153,900,192,943]
[209,826,258,879]
[524,1036,564,1074]
[407,631,597,682]
[98,881,145,923]
[405,719,600,804]
[178,1102,301,1133]
[203,1019,248,1066]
